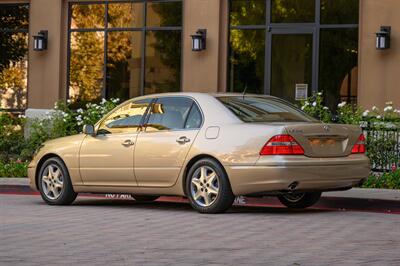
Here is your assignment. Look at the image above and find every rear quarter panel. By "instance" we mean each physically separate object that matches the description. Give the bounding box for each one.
[187,123,286,166]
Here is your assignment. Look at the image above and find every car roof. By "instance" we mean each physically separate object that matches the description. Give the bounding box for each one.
[134,92,277,100]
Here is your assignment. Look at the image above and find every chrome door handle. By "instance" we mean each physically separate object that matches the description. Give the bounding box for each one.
[176,136,190,144]
[122,139,134,146]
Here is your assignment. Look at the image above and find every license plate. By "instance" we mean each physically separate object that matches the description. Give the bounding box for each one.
[308,138,337,146]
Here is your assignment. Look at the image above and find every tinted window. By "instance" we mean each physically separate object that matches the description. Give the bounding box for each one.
[319,28,358,110]
[271,0,315,23]
[320,0,359,25]
[185,104,202,129]
[218,96,315,123]
[68,1,183,106]
[99,99,151,133]
[146,97,193,131]
[144,30,181,95]
[0,4,29,110]
[230,0,266,26]
[228,29,265,94]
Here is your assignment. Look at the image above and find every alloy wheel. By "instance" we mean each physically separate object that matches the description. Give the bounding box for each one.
[190,166,220,207]
[41,164,64,200]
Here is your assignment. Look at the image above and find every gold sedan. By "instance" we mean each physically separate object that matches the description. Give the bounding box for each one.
[28,93,370,213]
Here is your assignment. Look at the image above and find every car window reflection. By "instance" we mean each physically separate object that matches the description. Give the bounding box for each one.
[145,97,196,132]
[98,99,151,134]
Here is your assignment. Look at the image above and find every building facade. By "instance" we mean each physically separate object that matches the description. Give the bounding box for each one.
[0,0,399,116]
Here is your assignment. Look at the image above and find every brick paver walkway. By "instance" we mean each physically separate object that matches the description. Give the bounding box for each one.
[1,194,399,266]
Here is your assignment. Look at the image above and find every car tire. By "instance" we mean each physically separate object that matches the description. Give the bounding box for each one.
[278,192,321,209]
[38,157,77,205]
[131,195,159,202]
[186,158,235,213]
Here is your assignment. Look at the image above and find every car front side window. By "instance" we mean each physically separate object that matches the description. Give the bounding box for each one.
[98,99,152,134]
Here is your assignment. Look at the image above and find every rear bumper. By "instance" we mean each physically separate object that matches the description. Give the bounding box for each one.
[225,155,370,196]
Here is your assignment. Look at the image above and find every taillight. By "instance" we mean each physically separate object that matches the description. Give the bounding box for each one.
[260,134,304,155]
[351,134,366,154]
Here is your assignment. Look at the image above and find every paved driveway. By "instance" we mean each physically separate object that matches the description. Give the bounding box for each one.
[1,194,399,266]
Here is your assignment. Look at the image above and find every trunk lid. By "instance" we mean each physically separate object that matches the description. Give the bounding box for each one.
[285,123,361,157]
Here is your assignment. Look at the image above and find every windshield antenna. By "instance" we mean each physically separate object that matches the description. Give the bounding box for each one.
[242,85,247,99]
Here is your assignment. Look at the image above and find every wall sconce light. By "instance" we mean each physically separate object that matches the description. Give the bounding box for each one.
[191,29,207,52]
[376,26,391,50]
[33,30,48,51]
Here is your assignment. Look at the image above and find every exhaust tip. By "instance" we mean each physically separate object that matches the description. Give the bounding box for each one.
[288,181,299,191]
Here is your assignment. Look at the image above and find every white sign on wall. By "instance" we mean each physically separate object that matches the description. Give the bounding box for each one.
[295,84,308,100]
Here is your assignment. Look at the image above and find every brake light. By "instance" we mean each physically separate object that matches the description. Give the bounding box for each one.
[351,134,366,154]
[260,135,304,155]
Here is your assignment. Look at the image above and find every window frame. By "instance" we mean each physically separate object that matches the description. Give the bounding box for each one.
[142,96,204,133]
[66,0,183,102]
[227,0,359,96]
[0,3,30,112]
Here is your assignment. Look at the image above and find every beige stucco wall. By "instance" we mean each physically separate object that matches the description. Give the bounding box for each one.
[7,0,400,110]
[27,0,64,109]
[358,0,400,109]
[181,0,227,93]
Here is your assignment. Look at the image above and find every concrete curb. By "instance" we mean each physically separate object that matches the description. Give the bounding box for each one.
[1,177,400,201]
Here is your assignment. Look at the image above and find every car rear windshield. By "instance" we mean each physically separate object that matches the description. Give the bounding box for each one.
[217,96,316,123]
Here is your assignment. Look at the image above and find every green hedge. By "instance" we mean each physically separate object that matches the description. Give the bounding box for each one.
[0,161,28,178]
[362,171,400,189]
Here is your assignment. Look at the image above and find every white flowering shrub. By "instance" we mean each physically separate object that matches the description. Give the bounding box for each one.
[24,98,120,160]
[336,101,363,125]
[300,92,332,123]
[363,102,400,122]
[300,93,400,125]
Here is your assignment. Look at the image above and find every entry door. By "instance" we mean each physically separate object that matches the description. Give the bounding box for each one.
[79,98,152,186]
[267,29,315,102]
[79,133,138,186]
[134,97,201,187]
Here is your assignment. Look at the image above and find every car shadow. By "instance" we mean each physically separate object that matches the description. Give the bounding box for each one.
[66,197,333,215]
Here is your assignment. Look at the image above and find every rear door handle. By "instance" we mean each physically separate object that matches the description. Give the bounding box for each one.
[122,139,134,146]
[176,136,190,144]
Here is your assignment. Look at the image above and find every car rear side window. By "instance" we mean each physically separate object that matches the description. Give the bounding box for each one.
[217,96,315,123]
[184,103,202,129]
[145,97,194,131]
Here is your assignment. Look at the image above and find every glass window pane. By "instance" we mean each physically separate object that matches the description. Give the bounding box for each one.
[217,96,315,122]
[230,0,266,26]
[108,3,144,28]
[106,31,143,101]
[0,4,29,30]
[271,0,315,23]
[99,99,151,134]
[146,2,182,27]
[319,29,358,110]
[71,4,105,29]
[144,31,181,94]
[321,0,359,24]
[0,32,28,110]
[146,97,193,131]
[270,34,313,103]
[185,104,202,129]
[69,32,104,104]
[228,29,265,94]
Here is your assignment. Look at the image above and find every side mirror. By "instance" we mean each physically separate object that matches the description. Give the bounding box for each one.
[82,124,95,136]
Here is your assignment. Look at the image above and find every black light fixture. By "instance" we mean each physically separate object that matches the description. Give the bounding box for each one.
[376,26,391,50]
[33,30,48,51]
[191,29,207,52]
